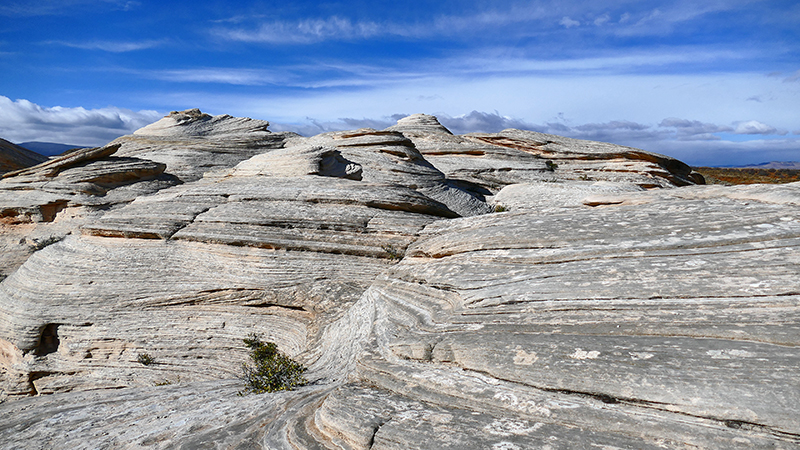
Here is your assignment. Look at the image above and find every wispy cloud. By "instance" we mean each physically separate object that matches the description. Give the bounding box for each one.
[0,0,134,16]
[0,96,161,146]
[212,3,555,44]
[45,39,166,52]
[784,70,800,83]
[214,16,385,44]
[146,68,281,85]
[211,1,762,45]
[126,45,756,94]
[613,2,745,36]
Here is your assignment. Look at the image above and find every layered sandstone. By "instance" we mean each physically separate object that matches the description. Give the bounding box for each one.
[1,111,797,449]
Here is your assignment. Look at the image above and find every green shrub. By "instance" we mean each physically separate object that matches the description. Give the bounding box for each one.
[137,353,156,365]
[239,334,307,395]
[381,244,404,261]
[493,204,508,213]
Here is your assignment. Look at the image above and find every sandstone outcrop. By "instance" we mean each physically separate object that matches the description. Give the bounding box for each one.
[1,110,797,449]
[114,108,298,182]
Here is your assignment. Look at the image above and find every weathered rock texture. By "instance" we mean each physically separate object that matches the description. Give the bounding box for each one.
[1,110,798,449]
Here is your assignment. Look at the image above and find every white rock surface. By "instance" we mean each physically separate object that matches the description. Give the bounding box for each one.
[1,110,798,449]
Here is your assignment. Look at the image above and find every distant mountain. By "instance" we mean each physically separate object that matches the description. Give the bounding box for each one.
[18,141,89,156]
[732,161,800,170]
[0,137,48,174]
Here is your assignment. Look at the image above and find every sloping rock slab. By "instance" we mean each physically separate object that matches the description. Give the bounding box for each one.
[354,182,800,447]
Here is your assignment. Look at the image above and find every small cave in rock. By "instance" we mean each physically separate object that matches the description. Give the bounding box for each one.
[35,324,60,356]
[39,200,69,222]
[318,151,363,181]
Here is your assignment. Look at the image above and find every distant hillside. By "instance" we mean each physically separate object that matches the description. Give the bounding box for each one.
[733,161,800,170]
[18,141,88,156]
[0,137,48,173]
[693,166,800,185]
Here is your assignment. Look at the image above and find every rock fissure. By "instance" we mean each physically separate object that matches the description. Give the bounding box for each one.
[367,420,387,449]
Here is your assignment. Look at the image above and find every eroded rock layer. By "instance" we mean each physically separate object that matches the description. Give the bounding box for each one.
[1,110,797,449]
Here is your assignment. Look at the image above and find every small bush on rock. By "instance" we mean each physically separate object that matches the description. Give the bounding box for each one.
[381,244,404,260]
[137,353,156,365]
[239,334,307,395]
[493,204,508,213]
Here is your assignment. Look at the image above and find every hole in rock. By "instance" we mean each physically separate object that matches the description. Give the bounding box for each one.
[35,324,60,356]
[39,200,69,222]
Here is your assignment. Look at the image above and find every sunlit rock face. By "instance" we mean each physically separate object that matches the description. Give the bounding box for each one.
[2,109,799,449]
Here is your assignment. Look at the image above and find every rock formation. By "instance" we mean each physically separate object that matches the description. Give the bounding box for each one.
[1,110,798,449]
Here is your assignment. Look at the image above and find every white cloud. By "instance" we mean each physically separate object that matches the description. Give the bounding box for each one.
[0,96,161,146]
[733,120,784,135]
[594,14,611,26]
[559,16,580,28]
[576,120,650,132]
[439,111,539,134]
[659,118,733,137]
[269,116,401,136]
[556,120,669,144]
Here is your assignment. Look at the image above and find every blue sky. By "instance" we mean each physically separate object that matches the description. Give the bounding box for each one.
[0,0,798,166]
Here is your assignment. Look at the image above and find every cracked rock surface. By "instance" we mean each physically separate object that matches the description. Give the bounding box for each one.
[1,111,798,449]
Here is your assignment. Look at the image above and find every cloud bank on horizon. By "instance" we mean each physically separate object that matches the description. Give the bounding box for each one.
[0,0,798,166]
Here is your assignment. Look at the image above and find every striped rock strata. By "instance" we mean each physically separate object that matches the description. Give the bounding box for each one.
[1,111,798,449]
